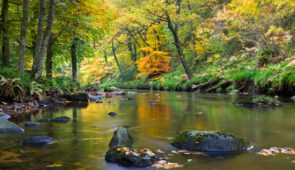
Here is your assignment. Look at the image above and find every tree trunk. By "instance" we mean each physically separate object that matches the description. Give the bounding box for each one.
[33,0,56,81]
[112,41,124,80]
[127,37,137,70]
[1,0,9,67]
[71,37,79,82]
[46,35,55,78]
[16,0,29,74]
[31,0,46,77]
[165,0,193,79]
[166,15,193,79]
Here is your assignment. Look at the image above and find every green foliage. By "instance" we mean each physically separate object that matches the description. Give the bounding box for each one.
[0,75,25,102]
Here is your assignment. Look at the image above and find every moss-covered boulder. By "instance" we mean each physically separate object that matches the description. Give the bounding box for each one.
[64,93,89,101]
[104,87,120,92]
[109,127,133,148]
[171,130,250,152]
[105,147,160,167]
[235,95,282,107]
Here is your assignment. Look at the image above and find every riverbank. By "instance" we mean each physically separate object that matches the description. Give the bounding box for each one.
[99,58,295,97]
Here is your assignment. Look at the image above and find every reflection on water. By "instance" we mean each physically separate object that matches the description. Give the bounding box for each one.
[1,91,295,169]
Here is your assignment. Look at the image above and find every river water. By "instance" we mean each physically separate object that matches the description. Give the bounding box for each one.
[1,91,295,170]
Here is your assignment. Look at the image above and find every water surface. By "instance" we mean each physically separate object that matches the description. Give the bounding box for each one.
[1,91,295,169]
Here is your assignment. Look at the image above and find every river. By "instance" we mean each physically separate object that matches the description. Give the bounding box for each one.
[1,91,295,169]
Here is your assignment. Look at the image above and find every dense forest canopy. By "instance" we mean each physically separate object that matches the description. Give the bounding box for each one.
[0,0,295,97]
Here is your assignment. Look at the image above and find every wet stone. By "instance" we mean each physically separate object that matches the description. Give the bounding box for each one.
[0,113,11,120]
[38,118,51,122]
[21,136,54,146]
[108,112,117,117]
[51,116,71,123]
[23,122,40,127]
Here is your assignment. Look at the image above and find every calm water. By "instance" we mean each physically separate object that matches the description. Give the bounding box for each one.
[1,91,295,170]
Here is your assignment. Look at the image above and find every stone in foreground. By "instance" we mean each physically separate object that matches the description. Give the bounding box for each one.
[0,118,24,133]
[23,122,40,127]
[171,130,250,152]
[109,127,133,148]
[105,147,160,167]
[51,116,71,122]
[20,136,54,146]
[0,113,11,120]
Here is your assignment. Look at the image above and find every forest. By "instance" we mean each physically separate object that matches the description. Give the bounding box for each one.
[1,0,295,169]
[0,0,295,101]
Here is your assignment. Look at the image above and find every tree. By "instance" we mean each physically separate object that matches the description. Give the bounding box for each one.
[16,0,29,74]
[1,0,9,67]
[31,0,56,81]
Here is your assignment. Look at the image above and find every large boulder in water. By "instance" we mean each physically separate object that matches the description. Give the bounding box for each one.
[20,136,54,146]
[0,118,24,134]
[171,130,250,152]
[105,147,160,167]
[64,93,89,101]
[40,97,64,107]
[109,127,133,148]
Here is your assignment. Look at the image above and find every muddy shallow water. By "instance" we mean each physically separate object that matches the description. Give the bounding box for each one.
[1,91,295,170]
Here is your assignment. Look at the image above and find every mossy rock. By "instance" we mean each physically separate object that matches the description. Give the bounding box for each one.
[234,95,282,107]
[64,93,89,101]
[109,127,133,148]
[104,87,120,92]
[171,130,250,152]
[105,147,159,167]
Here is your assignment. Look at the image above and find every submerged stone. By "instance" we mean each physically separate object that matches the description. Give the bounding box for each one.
[96,100,103,103]
[109,127,133,148]
[20,136,54,146]
[0,113,11,120]
[171,130,250,152]
[149,102,156,105]
[108,112,117,117]
[128,98,135,101]
[105,147,159,167]
[38,118,51,122]
[23,122,40,127]
[0,118,24,134]
[109,101,115,104]
[51,116,71,122]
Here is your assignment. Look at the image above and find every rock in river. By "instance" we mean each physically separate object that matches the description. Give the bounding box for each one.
[235,95,282,107]
[38,118,51,122]
[108,112,117,117]
[105,147,160,167]
[40,97,64,107]
[23,122,40,127]
[20,136,54,146]
[0,118,24,133]
[64,93,89,101]
[0,113,11,120]
[51,116,71,122]
[109,127,133,148]
[171,130,250,152]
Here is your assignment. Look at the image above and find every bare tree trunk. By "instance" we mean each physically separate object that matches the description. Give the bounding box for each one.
[16,0,29,74]
[112,41,124,80]
[1,0,9,67]
[46,34,55,78]
[33,0,56,81]
[71,37,79,82]
[31,0,46,77]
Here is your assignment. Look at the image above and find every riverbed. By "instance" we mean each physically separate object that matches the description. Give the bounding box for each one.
[1,91,295,169]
